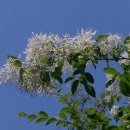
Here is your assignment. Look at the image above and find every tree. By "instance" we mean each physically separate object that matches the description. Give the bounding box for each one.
[1,29,130,129]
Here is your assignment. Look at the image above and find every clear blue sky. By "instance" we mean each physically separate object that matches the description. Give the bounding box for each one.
[0,0,130,130]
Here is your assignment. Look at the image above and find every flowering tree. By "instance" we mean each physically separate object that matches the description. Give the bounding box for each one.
[0,29,130,129]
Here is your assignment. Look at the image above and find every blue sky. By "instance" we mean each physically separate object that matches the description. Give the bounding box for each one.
[0,0,130,130]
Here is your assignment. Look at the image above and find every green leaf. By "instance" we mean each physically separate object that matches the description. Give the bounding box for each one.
[7,55,17,60]
[106,75,117,88]
[7,55,22,67]
[59,112,67,120]
[60,107,71,114]
[13,60,22,67]
[35,118,47,124]
[46,118,57,125]
[73,100,80,109]
[18,112,27,117]
[56,120,68,127]
[58,94,70,105]
[65,77,74,83]
[38,111,48,118]
[104,67,118,76]
[51,64,63,83]
[96,35,109,42]
[108,125,118,130]
[73,52,81,59]
[117,111,123,118]
[57,77,63,84]
[117,96,122,102]
[84,84,96,97]
[76,126,82,130]
[87,108,97,114]
[19,68,25,81]
[83,72,94,84]
[70,113,77,120]
[120,81,130,97]
[71,80,79,94]
[108,95,115,110]
[73,69,80,75]
[58,94,71,105]
[40,71,50,82]
[28,114,37,122]
[124,36,130,44]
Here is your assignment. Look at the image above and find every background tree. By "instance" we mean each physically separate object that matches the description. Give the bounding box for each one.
[1,30,130,129]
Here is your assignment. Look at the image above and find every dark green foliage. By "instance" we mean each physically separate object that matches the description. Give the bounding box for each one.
[51,61,63,83]
[71,80,79,94]
[84,84,96,97]
[7,55,22,67]
[82,72,94,84]
[96,34,109,42]
[46,118,57,125]
[65,77,74,83]
[38,111,48,118]
[124,36,130,44]
[35,118,47,124]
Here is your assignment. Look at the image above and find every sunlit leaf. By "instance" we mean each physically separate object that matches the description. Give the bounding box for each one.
[28,114,37,122]
[38,111,48,118]
[73,100,80,109]
[7,55,22,67]
[59,112,67,120]
[56,120,68,127]
[35,118,47,124]
[46,118,57,125]
[124,36,130,44]
[96,35,109,42]
[18,112,27,117]
[104,67,118,76]
[60,107,71,114]
[117,96,122,102]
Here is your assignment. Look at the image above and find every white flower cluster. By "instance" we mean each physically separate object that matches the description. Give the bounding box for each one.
[99,34,123,56]
[105,74,120,93]
[104,74,120,103]
[0,58,19,84]
[0,29,130,96]
[110,105,119,115]
[18,67,57,95]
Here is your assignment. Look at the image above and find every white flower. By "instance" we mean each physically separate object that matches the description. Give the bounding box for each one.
[110,105,119,115]
[0,61,19,84]
[105,74,120,93]
[126,125,130,129]
[107,34,121,44]
[24,33,62,66]
[74,29,96,48]
[106,74,113,81]
[99,34,123,55]
[104,95,111,103]
[18,67,57,95]
[61,29,96,54]
[106,85,119,93]
[127,97,130,104]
